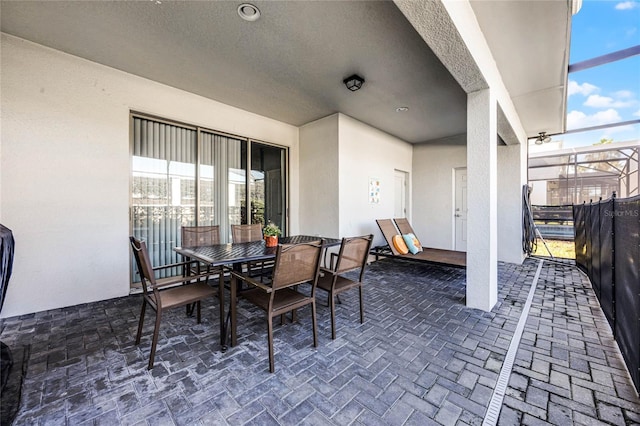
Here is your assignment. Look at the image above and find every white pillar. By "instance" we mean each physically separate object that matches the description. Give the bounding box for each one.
[466,89,497,311]
[497,142,527,264]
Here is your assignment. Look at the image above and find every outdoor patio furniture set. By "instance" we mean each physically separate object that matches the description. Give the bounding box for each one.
[129,226,373,373]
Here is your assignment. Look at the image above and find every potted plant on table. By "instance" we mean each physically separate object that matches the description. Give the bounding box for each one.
[263,222,281,247]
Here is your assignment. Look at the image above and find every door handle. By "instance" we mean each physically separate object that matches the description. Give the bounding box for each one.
[455,214,461,217]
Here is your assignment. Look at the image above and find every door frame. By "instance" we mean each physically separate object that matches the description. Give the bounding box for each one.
[247,139,289,235]
[452,167,467,251]
[394,169,409,220]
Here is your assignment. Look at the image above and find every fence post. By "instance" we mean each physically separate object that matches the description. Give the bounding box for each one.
[582,200,586,272]
[598,197,602,307]
[597,197,602,303]
[587,199,593,280]
[611,192,616,338]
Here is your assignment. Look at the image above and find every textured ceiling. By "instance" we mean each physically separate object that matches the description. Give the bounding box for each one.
[0,0,571,143]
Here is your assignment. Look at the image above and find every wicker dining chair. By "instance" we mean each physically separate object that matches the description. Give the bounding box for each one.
[230,240,324,373]
[316,234,373,339]
[129,236,216,369]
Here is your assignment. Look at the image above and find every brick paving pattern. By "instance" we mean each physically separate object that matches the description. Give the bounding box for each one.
[501,261,640,425]
[0,258,637,425]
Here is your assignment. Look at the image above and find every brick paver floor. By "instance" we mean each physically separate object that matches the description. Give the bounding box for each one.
[0,258,637,425]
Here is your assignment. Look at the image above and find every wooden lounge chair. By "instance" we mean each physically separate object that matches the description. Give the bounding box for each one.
[373,219,466,268]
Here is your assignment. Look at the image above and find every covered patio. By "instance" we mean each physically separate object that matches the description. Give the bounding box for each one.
[1,258,638,424]
[1,0,575,319]
[4,1,638,424]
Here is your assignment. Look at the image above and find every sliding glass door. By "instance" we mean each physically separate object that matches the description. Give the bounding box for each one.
[250,142,287,235]
[199,131,247,242]
[130,114,287,285]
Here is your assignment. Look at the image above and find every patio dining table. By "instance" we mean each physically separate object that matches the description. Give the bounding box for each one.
[174,235,341,350]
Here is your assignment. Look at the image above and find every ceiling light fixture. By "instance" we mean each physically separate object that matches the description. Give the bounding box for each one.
[237,3,260,21]
[534,132,552,145]
[396,106,409,112]
[343,74,365,92]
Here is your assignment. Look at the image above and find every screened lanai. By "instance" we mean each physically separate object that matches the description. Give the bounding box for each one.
[529,140,639,205]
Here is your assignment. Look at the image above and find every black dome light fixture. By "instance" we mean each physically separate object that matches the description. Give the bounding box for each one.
[343,74,365,91]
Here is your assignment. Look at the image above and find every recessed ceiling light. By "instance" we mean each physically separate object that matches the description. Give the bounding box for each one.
[238,3,260,21]
[396,107,409,112]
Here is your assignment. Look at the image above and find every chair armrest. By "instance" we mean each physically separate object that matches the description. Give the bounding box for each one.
[230,270,273,293]
[152,260,195,271]
[151,271,212,290]
[320,266,337,276]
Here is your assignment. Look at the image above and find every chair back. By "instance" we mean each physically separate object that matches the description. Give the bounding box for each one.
[393,218,414,236]
[375,219,402,255]
[271,241,324,290]
[335,235,373,279]
[231,224,263,243]
[129,236,157,292]
[181,225,220,247]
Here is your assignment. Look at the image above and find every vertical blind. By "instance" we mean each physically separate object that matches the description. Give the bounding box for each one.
[132,117,197,280]
[200,132,245,242]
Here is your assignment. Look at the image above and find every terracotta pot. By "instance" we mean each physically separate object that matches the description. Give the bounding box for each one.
[265,235,278,247]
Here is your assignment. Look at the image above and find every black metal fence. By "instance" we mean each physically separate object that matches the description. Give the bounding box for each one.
[573,194,640,392]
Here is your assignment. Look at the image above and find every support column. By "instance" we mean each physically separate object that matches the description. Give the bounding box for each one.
[497,141,527,264]
[467,89,497,311]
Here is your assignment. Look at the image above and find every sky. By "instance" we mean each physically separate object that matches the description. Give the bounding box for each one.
[560,0,640,148]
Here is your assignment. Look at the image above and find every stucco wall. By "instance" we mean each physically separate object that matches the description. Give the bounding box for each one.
[338,114,413,247]
[497,142,527,264]
[299,114,412,246]
[412,138,467,250]
[0,35,299,317]
[299,115,340,238]
[412,136,526,263]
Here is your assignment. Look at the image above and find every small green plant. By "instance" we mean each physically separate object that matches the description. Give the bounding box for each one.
[263,222,281,237]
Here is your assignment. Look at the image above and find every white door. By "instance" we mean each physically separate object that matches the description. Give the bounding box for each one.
[394,170,407,218]
[454,168,468,251]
